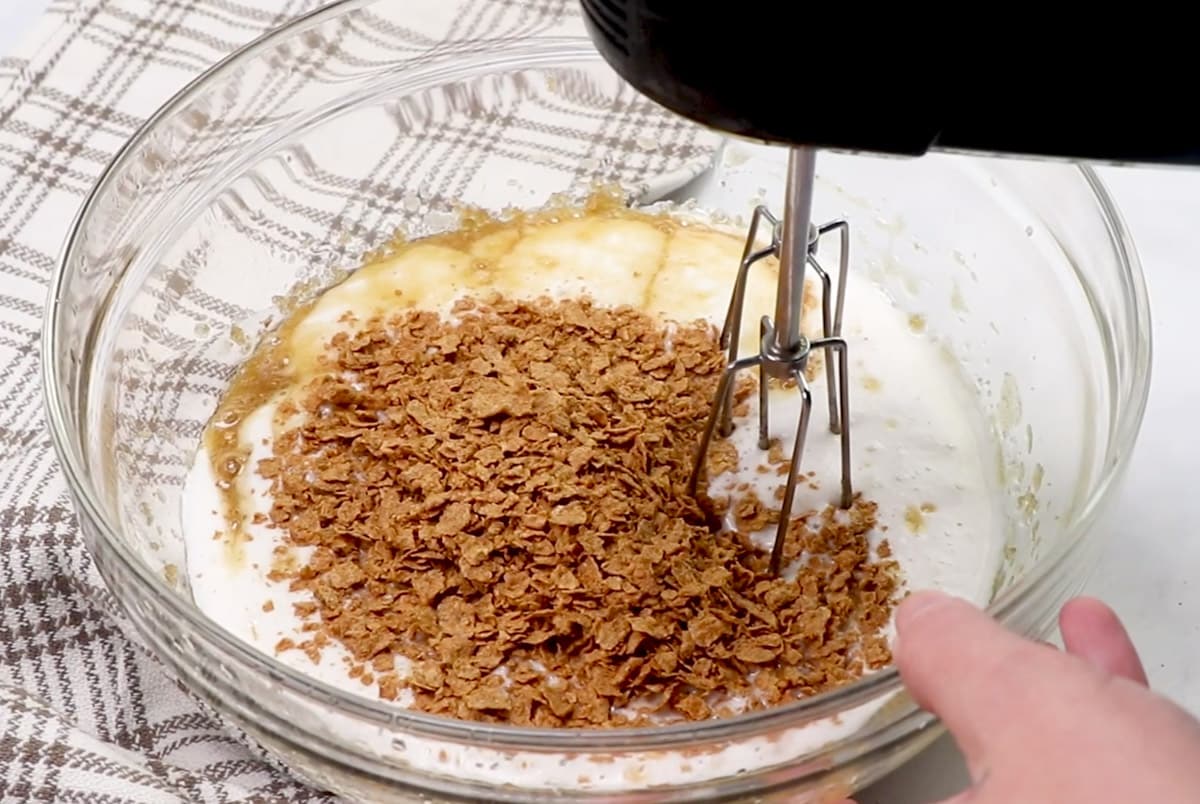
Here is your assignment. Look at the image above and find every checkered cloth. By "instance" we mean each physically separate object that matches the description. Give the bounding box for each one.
[0,1,721,801]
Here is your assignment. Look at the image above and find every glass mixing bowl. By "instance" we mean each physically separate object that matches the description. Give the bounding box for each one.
[42,1,1152,801]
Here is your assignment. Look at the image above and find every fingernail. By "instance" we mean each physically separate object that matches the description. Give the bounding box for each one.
[893,591,952,661]
[897,589,951,623]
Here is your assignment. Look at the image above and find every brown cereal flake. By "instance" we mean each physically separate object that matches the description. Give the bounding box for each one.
[378,674,401,701]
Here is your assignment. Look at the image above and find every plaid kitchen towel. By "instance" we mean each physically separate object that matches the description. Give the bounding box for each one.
[0,1,721,801]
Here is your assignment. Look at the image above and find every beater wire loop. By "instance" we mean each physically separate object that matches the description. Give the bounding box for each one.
[687,147,855,576]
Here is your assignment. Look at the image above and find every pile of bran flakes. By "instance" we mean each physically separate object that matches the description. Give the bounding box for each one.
[260,293,899,727]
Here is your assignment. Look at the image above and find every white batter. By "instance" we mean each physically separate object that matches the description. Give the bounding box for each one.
[180,204,1004,792]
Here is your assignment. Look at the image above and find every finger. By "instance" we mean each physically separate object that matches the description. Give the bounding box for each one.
[1059,596,1149,687]
[893,590,1064,763]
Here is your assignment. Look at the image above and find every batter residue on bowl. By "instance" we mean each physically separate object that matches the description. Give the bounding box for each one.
[181,193,1004,729]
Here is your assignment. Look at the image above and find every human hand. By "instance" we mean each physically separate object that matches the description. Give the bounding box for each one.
[887,590,1200,803]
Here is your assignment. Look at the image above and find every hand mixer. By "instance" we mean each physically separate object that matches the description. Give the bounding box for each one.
[580,0,1200,576]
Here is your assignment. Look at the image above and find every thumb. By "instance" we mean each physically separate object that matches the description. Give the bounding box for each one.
[893,590,1065,765]
[1059,596,1149,686]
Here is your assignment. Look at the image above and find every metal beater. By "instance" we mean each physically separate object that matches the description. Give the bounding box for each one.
[684,147,853,575]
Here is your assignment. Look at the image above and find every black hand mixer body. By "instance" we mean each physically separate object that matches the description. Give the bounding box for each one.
[581,0,1200,166]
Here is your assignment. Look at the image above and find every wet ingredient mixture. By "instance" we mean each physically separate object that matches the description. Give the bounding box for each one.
[182,196,1003,731]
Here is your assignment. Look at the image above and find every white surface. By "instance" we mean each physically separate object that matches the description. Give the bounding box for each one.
[3,4,1199,801]
[0,3,49,57]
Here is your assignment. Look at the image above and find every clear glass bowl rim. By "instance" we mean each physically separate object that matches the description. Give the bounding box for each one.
[40,0,1154,751]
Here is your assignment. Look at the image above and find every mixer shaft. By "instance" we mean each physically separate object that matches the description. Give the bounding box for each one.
[687,146,855,576]
[771,149,817,362]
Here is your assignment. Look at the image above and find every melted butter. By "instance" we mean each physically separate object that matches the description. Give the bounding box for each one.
[644,225,783,344]
[903,506,925,534]
[203,193,825,562]
[202,332,300,566]
[291,242,486,368]
[997,372,1023,430]
[902,502,938,535]
[492,217,665,308]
